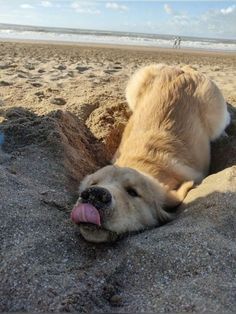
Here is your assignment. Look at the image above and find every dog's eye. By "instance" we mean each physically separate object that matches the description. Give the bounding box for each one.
[126,187,139,197]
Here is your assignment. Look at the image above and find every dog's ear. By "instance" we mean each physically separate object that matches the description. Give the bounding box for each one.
[152,198,173,225]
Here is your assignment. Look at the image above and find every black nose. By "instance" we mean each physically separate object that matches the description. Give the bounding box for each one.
[80,186,112,206]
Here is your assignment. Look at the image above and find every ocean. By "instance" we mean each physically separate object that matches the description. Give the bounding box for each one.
[0,23,235,52]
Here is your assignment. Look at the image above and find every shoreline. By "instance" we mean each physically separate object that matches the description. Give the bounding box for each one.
[0,38,236,56]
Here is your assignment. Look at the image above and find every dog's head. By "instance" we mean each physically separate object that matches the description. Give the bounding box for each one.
[71,165,171,243]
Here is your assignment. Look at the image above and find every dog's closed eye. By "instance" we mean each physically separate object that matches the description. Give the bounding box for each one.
[125,187,140,197]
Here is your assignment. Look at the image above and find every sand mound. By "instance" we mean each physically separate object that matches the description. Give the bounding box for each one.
[0,99,236,312]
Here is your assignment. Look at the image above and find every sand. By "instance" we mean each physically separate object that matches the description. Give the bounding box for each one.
[0,41,236,312]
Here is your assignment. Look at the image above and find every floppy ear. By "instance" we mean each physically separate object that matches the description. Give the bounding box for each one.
[153,198,173,224]
[149,179,173,224]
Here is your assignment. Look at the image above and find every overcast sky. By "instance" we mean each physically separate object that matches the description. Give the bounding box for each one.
[0,1,235,39]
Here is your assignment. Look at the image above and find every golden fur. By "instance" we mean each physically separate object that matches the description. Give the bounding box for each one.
[76,64,230,242]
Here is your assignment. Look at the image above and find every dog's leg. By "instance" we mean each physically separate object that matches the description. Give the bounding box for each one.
[113,117,134,163]
[197,78,231,141]
[165,181,194,208]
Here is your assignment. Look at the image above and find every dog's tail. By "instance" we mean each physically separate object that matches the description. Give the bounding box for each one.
[125,64,166,112]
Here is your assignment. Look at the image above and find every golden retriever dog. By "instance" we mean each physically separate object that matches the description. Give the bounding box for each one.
[71,64,230,243]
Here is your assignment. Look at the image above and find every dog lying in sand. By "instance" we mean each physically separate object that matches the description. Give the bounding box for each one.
[71,64,230,243]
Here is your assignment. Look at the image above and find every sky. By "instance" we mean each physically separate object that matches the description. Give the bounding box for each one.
[0,1,235,39]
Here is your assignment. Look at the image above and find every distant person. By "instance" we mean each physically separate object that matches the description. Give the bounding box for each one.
[173,37,178,49]
[177,36,182,49]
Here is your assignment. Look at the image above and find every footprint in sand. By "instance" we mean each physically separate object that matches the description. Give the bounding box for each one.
[103,63,123,74]
[0,81,13,86]
[31,82,43,88]
[56,65,67,71]
[35,91,46,101]
[50,97,66,106]
[24,63,35,71]
[67,71,76,78]
[0,63,17,70]
[17,69,29,75]
[76,66,91,73]
[38,69,46,73]
[104,69,119,74]
[17,73,28,79]
[0,63,10,70]
[49,75,68,81]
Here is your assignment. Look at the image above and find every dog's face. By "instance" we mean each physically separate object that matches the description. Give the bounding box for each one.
[71,165,170,243]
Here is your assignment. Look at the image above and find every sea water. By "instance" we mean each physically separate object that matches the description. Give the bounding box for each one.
[0,23,236,52]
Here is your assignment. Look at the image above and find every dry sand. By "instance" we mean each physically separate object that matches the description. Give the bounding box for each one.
[0,41,236,312]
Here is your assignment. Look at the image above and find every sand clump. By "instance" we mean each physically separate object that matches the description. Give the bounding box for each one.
[0,41,236,312]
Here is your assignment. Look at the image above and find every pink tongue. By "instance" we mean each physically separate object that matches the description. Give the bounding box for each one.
[71,203,101,226]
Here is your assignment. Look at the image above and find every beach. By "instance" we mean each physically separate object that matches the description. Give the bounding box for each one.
[0,41,236,312]
[0,41,236,121]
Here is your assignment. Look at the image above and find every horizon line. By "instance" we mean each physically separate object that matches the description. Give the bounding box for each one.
[0,22,236,42]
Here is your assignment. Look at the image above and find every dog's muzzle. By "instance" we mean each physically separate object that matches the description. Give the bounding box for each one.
[71,186,118,243]
[71,186,112,226]
[80,186,112,209]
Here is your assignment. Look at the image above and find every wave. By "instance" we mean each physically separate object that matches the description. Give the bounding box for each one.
[0,24,235,52]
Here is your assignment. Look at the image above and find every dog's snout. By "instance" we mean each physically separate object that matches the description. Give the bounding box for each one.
[81,186,112,205]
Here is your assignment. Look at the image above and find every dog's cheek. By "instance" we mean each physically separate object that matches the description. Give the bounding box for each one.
[104,198,130,232]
